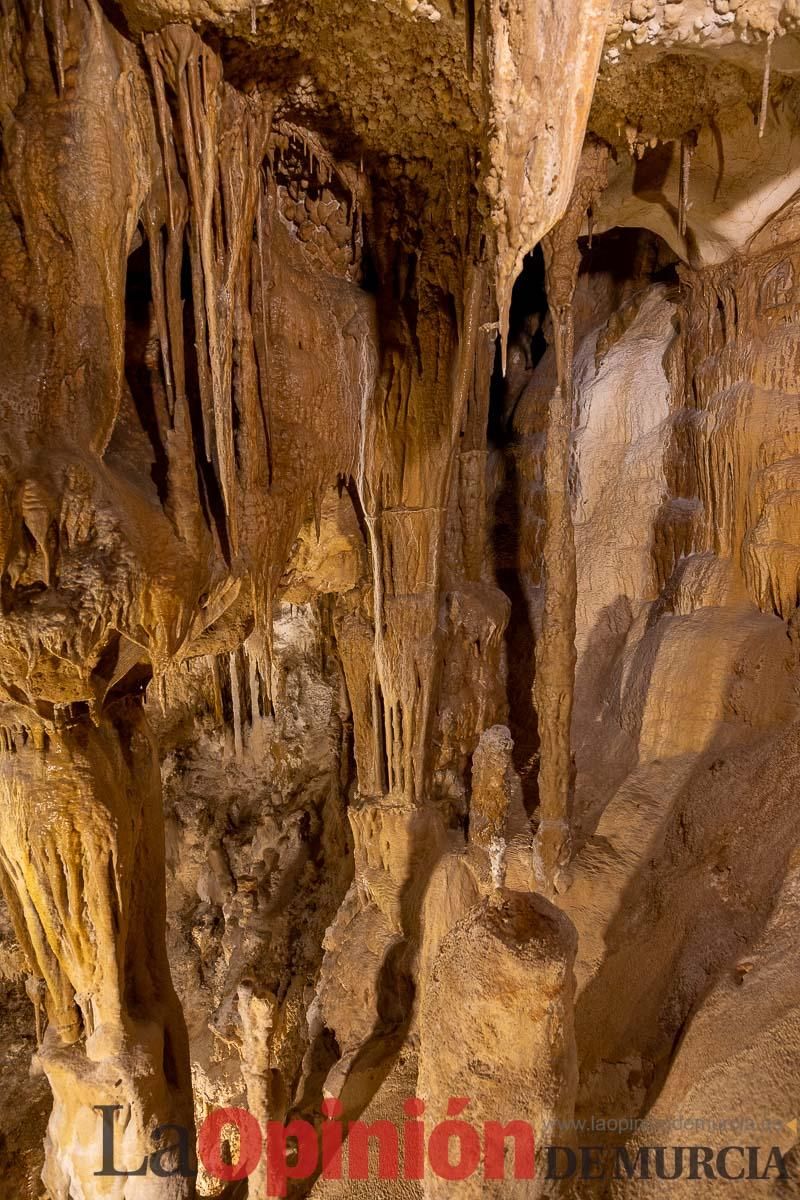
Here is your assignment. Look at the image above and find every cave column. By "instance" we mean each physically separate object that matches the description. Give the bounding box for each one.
[0,705,195,1199]
[347,244,485,933]
[535,142,609,891]
[315,192,489,1102]
[0,3,202,1192]
[366,256,485,812]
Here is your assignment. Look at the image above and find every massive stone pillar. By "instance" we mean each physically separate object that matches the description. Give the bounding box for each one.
[315,171,493,1106]
[357,205,485,812]
[535,142,609,889]
[0,2,201,1191]
[0,706,194,1198]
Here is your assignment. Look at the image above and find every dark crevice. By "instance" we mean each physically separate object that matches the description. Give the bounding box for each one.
[124,239,170,506]
[374,680,389,796]
[179,244,233,563]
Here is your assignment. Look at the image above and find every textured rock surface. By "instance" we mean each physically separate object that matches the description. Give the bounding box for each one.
[1,0,800,1197]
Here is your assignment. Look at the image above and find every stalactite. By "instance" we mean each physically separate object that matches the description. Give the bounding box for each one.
[141,53,193,447]
[144,28,272,559]
[313,488,322,541]
[156,670,169,715]
[353,247,485,807]
[438,260,486,511]
[42,0,65,95]
[0,704,196,1198]
[678,130,697,241]
[25,975,46,1046]
[246,640,261,727]
[230,649,244,757]
[255,186,274,484]
[484,0,610,374]
[210,653,223,723]
[165,200,188,414]
[759,30,774,139]
[142,207,175,421]
[187,47,236,540]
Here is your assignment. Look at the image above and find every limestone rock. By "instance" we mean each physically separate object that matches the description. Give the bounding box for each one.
[418,892,578,1198]
[2,0,800,1197]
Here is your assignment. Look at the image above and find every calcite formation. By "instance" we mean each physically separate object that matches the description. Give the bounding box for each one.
[1,0,800,1197]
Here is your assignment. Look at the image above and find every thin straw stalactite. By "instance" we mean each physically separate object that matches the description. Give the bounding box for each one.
[759,30,774,140]
[143,28,271,562]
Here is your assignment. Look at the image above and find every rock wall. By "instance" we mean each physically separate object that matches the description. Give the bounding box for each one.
[1,0,800,1197]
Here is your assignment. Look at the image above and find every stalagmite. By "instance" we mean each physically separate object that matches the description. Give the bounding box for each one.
[417,727,578,1195]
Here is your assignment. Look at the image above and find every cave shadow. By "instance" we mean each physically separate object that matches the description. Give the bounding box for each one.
[284,817,441,1200]
[630,141,705,263]
[570,694,800,1135]
[491,427,540,813]
[488,252,549,816]
[123,240,171,507]
[120,227,233,563]
[274,590,443,1195]
[488,228,679,820]
[561,570,800,1131]
[570,595,638,849]
[631,139,679,228]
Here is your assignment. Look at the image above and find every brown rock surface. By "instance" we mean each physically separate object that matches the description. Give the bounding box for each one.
[1,0,800,1197]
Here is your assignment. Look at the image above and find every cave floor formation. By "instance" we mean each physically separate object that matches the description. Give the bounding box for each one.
[1,1,800,1197]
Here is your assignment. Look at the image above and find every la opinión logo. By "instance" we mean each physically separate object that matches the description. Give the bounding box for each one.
[95,1102,792,1192]
[95,1098,535,1195]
